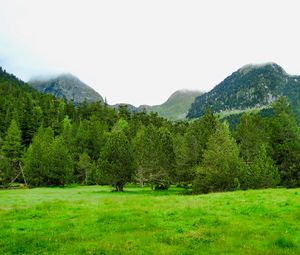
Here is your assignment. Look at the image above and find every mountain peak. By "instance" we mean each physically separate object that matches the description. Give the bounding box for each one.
[238,62,286,76]
[166,89,202,103]
[29,74,103,104]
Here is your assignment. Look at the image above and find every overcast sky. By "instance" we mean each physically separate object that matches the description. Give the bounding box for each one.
[1,0,300,106]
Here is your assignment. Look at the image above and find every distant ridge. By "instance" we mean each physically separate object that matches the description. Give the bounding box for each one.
[140,89,203,120]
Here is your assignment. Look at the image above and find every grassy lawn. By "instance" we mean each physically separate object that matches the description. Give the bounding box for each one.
[0,185,299,254]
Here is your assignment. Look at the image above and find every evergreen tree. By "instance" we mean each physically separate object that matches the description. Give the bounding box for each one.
[133,126,150,187]
[270,97,300,187]
[118,105,131,121]
[23,127,54,186]
[74,117,106,160]
[20,93,42,146]
[47,136,73,186]
[182,127,201,168]
[193,122,245,194]
[0,154,10,185]
[158,127,175,186]
[179,110,219,185]
[113,118,130,137]
[77,152,98,184]
[133,125,163,189]
[235,113,270,164]
[245,144,280,189]
[173,133,194,185]
[1,119,23,181]
[100,129,135,191]
[184,109,218,166]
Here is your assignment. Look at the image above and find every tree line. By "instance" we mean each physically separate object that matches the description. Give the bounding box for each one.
[1,68,300,193]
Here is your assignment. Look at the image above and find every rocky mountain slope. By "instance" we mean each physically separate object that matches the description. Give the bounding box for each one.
[187,63,300,119]
[29,74,103,104]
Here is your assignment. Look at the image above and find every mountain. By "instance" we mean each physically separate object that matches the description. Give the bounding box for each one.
[140,90,203,120]
[28,73,201,120]
[112,103,140,113]
[29,74,103,104]
[187,63,300,119]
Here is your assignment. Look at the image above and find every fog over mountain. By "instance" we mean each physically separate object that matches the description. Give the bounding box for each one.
[29,74,103,104]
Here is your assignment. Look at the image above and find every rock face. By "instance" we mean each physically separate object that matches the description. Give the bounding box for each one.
[187,63,300,119]
[140,90,203,121]
[29,74,103,104]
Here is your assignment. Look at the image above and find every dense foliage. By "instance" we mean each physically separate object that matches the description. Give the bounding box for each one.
[1,67,300,192]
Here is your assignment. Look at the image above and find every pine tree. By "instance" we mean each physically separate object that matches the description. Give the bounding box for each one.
[99,129,135,191]
[133,126,149,187]
[47,136,73,186]
[23,127,54,186]
[157,127,175,187]
[133,125,163,189]
[173,133,195,185]
[1,119,23,181]
[235,113,270,164]
[113,118,130,137]
[179,110,219,186]
[184,109,218,166]
[77,152,98,184]
[193,122,245,194]
[0,154,10,184]
[245,144,280,189]
[270,97,300,187]
[74,117,106,160]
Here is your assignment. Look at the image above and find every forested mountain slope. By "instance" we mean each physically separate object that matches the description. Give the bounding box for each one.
[0,67,115,145]
[187,63,300,119]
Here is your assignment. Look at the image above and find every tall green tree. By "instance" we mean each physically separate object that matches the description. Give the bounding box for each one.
[0,155,10,185]
[178,110,219,185]
[74,116,106,160]
[23,127,54,186]
[100,129,135,191]
[77,152,98,184]
[173,133,194,185]
[133,125,164,189]
[193,122,245,194]
[158,127,175,184]
[270,97,300,187]
[133,126,150,187]
[185,109,218,165]
[47,136,73,186]
[245,144,280,189]
[235,113,270,164]
[1,119,23,182]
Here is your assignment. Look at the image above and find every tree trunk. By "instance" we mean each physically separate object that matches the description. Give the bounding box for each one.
[140,179,144,188]
[115,182,124,192]
[151,183,154,190]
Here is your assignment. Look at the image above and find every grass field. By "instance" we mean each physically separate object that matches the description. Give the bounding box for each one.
[0,185,300,255]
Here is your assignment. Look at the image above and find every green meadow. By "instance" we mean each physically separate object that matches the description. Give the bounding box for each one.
[0,186,300,255]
